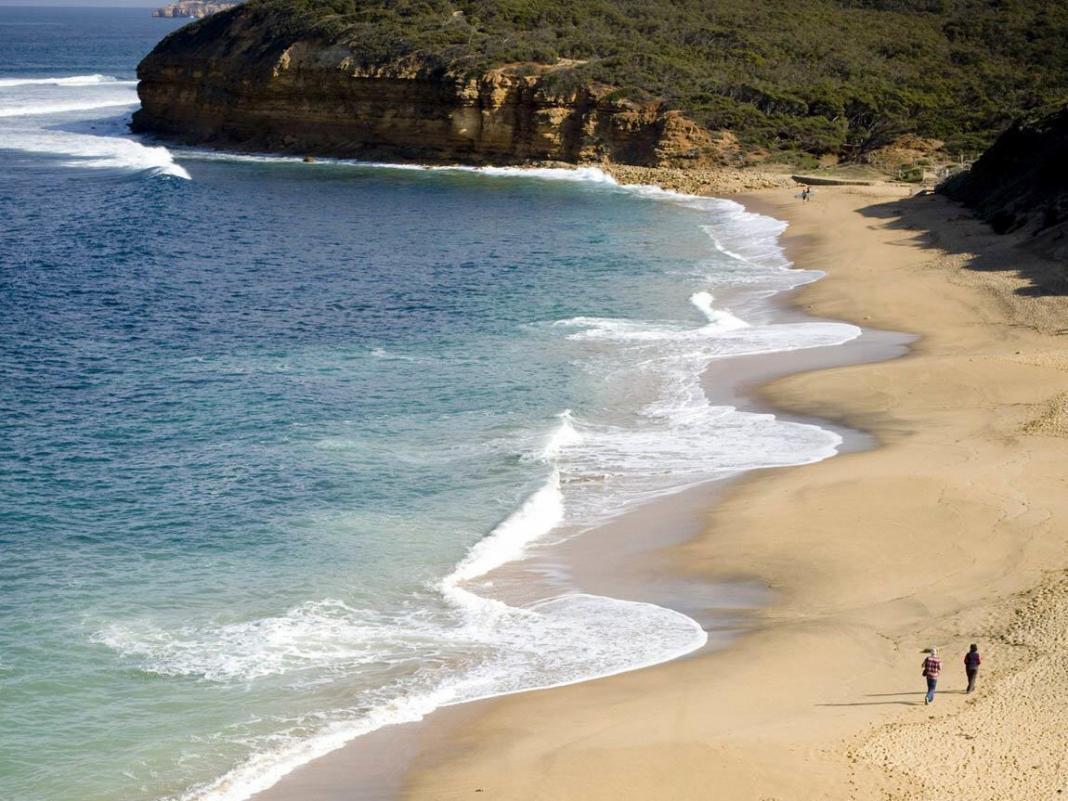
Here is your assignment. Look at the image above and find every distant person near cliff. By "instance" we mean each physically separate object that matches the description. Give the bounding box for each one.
[965,644,982,693]
[922,648,942,705]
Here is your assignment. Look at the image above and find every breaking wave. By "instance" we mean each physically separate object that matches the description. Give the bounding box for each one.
[0,73,134,87]
[0,72,189,178]
[85,133,861,801]
[100,412,708,801]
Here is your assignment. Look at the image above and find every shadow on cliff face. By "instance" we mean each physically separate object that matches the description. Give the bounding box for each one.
[856,192,1068,299]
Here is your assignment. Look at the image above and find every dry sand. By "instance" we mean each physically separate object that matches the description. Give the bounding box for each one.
[399,184,1068,801]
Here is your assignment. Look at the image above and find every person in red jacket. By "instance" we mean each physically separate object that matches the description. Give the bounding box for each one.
[964,644,982,693]
[922,648,942,705]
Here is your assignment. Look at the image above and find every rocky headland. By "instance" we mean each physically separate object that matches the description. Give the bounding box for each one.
[132,0,1068,173]
[133,4,734,167]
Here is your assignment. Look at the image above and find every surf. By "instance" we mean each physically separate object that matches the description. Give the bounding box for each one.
[0,74,134,88]
[0,73,190,179]
[3,49,868,801]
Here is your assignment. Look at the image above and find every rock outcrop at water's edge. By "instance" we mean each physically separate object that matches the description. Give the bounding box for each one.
[131,4,734,168]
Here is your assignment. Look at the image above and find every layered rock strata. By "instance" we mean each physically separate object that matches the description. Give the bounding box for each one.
[132,5,729,167]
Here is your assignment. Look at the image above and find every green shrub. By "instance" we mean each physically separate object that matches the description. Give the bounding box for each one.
[207,0,1068,158]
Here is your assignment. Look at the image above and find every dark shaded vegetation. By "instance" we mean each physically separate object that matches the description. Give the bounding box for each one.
[941,105,1068,240]
[168,0,1068,159]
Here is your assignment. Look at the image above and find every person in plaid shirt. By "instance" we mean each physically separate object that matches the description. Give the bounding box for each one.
[922,648,942,704]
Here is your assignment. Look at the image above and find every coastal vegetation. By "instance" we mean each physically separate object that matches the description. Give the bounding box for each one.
[941,105,1068,264]
[232,0,1068,159]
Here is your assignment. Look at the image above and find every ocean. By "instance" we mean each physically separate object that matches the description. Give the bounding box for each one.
[0,8,861,801]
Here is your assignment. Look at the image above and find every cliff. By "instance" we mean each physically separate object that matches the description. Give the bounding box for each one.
[941,106,1068,264]
[132,4,727,167]
[133,0,1068,168]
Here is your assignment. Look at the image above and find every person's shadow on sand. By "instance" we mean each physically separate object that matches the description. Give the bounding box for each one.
[816,690,969,707]
[817,699,920,707]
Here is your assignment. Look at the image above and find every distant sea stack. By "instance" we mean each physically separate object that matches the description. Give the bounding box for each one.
[152,2,237,19]
[133,0,1068,168]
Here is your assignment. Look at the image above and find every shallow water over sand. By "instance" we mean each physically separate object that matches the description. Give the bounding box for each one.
[0,9,861,801]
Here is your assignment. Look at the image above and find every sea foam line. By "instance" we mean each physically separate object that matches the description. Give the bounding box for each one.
[146,590,707,801]
[0,128,191,179]
[0,74,134,88]
[163,412,706,801]
[0,98,138,118]
[0,73,189,179]
[113,158,848,801]
[168,595,707,801]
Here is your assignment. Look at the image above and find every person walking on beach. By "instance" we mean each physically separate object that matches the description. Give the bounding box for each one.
[964,643,981,693]
[922,648,942,705]
[800,186,812,202]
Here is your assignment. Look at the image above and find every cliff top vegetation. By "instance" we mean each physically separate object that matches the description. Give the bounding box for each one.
[941,105,1068,239]
[166,0,1068,159]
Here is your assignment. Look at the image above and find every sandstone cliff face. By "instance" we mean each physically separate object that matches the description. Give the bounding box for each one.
[132,5,726,167]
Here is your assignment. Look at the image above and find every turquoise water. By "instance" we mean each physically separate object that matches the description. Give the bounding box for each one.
[0,9,861,801]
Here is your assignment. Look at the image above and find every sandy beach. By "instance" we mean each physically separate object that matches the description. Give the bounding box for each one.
[9,5,1068,800]
[393,184,1068,800]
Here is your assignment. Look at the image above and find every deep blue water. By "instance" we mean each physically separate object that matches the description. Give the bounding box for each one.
[0,9,860,801]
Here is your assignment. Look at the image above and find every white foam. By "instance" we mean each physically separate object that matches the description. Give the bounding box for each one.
[539,410,583,461]
[92,151,862,801]
[444,473,565,589]
[94,600,397,682]
[440,164,621,185]
[178,150,431,172]
[168,687,453,801]
[0,128,191,178]
[0,99,138,118]
[0,73,189,179]
[103,459,705,801]
[97,394,712,801]
[689,290,750,330]
[0,74,133,88]
[161,592,705,801]
[368,346,421,362]
[174,153,624,188]
[540,205,861,524]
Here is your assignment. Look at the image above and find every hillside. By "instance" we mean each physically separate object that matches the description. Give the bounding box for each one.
[941,105,1068,267]
[133,0,1068,166]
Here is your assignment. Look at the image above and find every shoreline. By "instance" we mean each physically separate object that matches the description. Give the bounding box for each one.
[13,30,1065,801]
[395,184,1068,800]
[243,178,914,801]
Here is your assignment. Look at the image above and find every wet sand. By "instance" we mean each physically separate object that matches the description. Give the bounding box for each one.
[248,183,913,801]
[249,271,905,801]
[397,185,1068,801]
